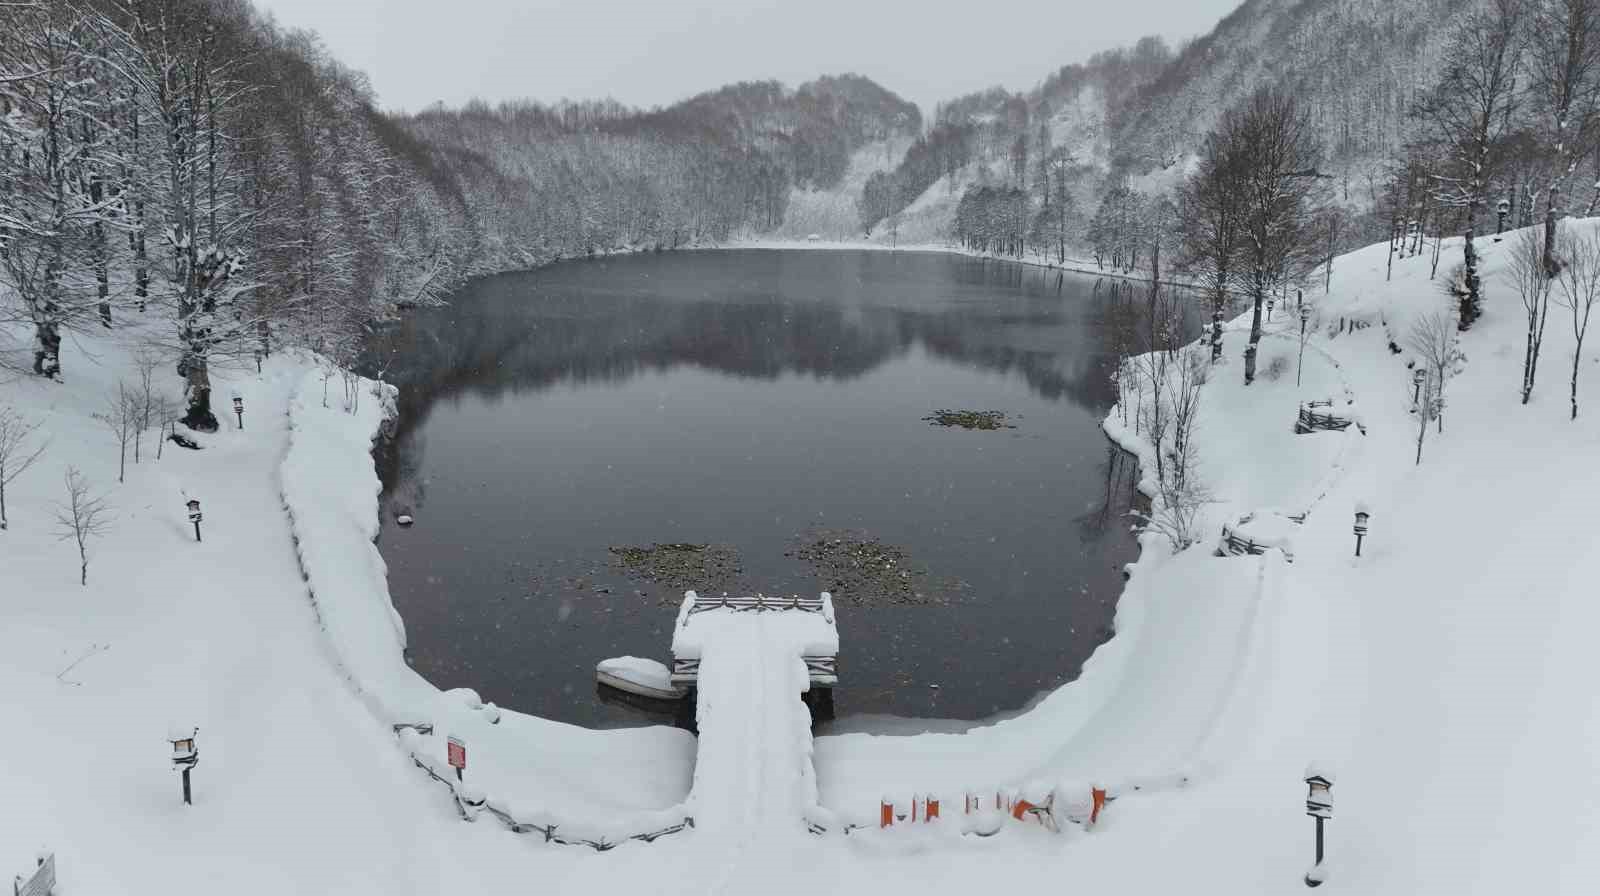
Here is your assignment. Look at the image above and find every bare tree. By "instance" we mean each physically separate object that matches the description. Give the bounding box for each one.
[1409,304,1461,442]
[1412,0,1527,330]
[152,392,183,460]
[1413,368,1434,465]
[0,405,48,530]
[96,381,139,483]
[133,351,162,463]
[54,466,111,586]
[1218,88,1327,384]
[1505,226,1555,403]
[1137,346,1213,552]
[1554,222,1600,417]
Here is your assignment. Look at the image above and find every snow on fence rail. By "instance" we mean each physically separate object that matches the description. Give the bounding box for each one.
[394,724,694,851]
[1217,511,1301,563]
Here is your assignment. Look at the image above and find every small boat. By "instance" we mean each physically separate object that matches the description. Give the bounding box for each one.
[596,656,684,701]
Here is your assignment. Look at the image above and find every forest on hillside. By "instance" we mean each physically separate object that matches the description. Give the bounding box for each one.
[0,0,919,429]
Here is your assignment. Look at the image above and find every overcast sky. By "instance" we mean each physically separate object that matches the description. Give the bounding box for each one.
[252,0,1240,115]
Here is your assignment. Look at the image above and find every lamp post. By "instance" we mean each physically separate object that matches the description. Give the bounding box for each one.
[187,498,202,543]
[1304,766,1334,887]
[170,726,199,805]
[233,395,243,430]
[1497,198,1510,236]
[1412,367,1426,407]
[1353,504,1370,557]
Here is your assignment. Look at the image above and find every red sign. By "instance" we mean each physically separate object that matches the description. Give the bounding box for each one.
[447,736,466,770]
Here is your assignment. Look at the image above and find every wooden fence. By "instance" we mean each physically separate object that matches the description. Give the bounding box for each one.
[393,723,694,851]
[1296,400,1358,434]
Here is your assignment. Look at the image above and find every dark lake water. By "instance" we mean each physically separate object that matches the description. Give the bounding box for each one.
[371,249,1173,730]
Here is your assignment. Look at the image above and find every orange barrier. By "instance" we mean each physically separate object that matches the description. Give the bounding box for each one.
[879,786,1091,832]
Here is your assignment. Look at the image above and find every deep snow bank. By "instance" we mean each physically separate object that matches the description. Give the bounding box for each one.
[280,363,695,833]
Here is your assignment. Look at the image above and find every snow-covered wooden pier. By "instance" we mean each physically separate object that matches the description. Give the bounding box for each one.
[672,591,839,834]
[669,592,839,690]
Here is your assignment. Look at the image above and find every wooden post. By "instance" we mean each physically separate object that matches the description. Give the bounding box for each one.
[880,798,893,828]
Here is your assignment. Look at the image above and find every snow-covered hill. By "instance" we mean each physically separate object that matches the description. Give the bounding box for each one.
[764,138,913,241]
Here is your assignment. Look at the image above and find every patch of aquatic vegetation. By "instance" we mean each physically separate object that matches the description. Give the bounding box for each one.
[788,530,964,606]
[608,542,742,596]
[922,409,1015,430]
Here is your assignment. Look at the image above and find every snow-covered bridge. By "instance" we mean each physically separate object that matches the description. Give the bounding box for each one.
[672,591,839,836]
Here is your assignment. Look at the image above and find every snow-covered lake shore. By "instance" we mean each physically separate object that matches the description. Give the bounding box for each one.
[5,224,1599,893]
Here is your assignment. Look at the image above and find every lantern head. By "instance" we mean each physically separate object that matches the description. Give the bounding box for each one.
[169,724,198,766]
[186,499,200,513]
[232,397,243,411]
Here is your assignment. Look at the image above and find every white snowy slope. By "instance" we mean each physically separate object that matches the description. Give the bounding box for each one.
[765,138,913,242]
[5,220,1600,894]
[281,367,695,836]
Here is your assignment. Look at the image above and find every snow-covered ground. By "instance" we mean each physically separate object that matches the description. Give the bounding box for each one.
[5,223,1598,893]
[765,138,914,242]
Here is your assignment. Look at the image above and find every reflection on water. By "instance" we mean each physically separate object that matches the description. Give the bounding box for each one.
[369,249,1191,728]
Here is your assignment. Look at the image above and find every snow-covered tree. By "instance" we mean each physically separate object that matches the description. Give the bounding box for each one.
[1527,0,1600,275]
[0,3,132,378]
[1178,131,1246,362]
[1412,0,1527,330]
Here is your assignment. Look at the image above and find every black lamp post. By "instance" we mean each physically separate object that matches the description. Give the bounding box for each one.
[170,726,199,805]
[1353,505,1370,557]
[1497,198,1510,235]
[1304,767,1334,887]
[1412,367,1426,406]
[233,395,243,430]
[187,498,202,543]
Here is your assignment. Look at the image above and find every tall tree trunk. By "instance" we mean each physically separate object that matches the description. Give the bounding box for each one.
[1244,285,1264,384]
[1544,182,1561,277]
[1462,202,1481,329]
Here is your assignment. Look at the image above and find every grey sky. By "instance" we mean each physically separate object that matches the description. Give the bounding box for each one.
[253,0,1241,115]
